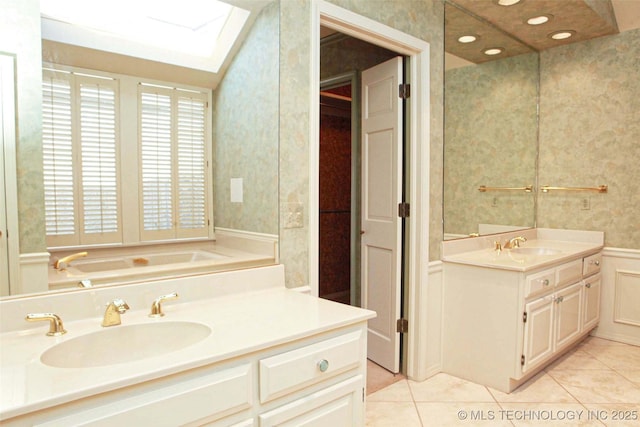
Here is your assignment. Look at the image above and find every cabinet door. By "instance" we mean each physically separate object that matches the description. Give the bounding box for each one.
[259,376,363,427]
[582,274,602,331]
[522,296,554,373]
[555,282,583,350]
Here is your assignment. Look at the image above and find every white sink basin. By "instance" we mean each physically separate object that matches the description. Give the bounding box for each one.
[511,247,562,256]
[41,321,211,368]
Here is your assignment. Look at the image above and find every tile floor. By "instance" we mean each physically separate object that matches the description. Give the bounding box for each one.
[366,337,640,426]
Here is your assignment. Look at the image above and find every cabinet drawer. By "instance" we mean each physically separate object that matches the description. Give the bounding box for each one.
[259,330,363,403]
[583,253,602,276]
[525,269,555,298]
[556,259,583,287]
[35,364,252,427]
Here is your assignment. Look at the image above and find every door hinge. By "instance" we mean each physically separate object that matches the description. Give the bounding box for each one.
[521,354,525,366]
[396,318,408,333]
[523,311,527,323]
[399,83,410,99]
[398,203,410,218]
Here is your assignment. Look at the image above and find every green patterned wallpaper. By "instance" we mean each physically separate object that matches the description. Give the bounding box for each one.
[213,2,280,235]
[444,53,538,237]
[538,28,640,248]
[1,0,46,254]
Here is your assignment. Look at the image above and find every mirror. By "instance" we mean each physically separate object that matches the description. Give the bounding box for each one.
[4,0,279,297]
[443,1,538,239]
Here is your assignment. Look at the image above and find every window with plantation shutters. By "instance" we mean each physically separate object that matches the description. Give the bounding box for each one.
[43,65,212,249]
[42,70,121,247]
[139,85,209,241]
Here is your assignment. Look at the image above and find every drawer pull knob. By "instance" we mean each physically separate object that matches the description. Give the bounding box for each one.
[317,359,329,372]
[556,296,564,303]
[542,279,550,286]
[594,260,600,266]
[585,282,592,289]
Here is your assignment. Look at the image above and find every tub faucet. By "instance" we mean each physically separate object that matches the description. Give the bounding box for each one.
[55,251,88,270]
[504,236,527,249]
[102,298,130,327]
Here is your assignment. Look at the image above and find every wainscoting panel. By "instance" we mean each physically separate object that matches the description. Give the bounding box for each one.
[593,247,640,346]
[614,270,640,327]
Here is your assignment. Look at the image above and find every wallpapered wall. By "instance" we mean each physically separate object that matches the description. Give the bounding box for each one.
[1,0,45,254]
[213,2,280,235]
[444,53,538,237]
[538,28,640,249]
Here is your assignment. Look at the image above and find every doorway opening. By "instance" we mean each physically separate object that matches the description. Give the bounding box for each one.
[312,1,431,381]
[318,30,407,374]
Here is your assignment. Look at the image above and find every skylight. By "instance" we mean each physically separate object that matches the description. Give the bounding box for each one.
[40,0,252,73]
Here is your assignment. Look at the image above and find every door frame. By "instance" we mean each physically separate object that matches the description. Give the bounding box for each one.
[310,1,431,380]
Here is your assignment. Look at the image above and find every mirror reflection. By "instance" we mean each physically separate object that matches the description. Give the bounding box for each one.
[2,0,279,297]
[443,1,538,239]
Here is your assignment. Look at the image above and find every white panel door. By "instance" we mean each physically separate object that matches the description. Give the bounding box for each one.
[361,57,403,373]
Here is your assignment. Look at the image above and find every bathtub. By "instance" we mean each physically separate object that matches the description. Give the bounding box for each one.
[70,250,228,273]
[48,238,277,291]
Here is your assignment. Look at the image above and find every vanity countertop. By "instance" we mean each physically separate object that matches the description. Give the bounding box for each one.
[442,235,603,272]
[0,279,375,420]
[442,229,604,272]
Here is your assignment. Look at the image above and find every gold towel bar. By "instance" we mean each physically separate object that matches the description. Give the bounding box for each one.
[540,185,608,193]
[478,185,533,193]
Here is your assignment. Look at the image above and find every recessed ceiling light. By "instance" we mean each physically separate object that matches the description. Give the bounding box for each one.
[495,0,522,6]
[549,30,575,40]
[527,15,552,25]
[483,47,504,56]
[458,35,478,43]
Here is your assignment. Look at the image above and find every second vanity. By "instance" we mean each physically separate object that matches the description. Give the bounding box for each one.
[0,265,375,426]
[441,228,604,393]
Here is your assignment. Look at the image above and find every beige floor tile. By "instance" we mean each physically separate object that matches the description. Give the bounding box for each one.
[365,401,422,427]
[408,373,495,403]
[489,372,578,404]
[616,369,640,386]
[582,344,640,371]
[578,337,635,352]
[416,402,512,427]
[546,348,611,372]
[547,370,640,404]
[498,403,605,426]
[368,380,414,402]
[581,403,640,427]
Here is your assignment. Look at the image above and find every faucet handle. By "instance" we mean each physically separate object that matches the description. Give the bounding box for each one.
[26,313,67,336]
[149,292,179,318]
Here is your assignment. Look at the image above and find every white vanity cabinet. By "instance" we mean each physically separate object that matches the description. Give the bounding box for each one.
[3,325,367,427]
[443,250,602,393]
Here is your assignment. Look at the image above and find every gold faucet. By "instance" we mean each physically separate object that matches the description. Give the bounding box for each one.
[25,313,67,336]
[149,292,179,318]
[504,236,527,249]
[102,299,130,327]
[55,251,88,270]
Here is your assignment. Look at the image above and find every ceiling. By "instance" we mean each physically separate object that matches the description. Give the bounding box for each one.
[445,0,640,64]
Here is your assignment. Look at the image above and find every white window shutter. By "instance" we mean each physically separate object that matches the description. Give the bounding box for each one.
[140,90,174,240]
[177,96,208,237]
[78,78,120,243]
[43,73,77,246]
